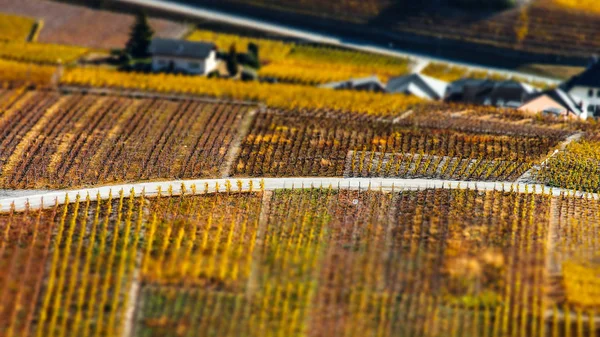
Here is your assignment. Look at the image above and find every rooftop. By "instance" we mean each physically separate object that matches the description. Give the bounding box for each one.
[149,38,216,59]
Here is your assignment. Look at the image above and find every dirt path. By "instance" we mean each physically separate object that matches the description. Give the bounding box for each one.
[221,108,258,178]
[245,190,272,299]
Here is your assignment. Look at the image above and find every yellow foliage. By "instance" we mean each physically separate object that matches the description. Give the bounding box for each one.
[552,0,600,13]
[0,13,36,41]
[262,45,409,84]
[0,41,89,64]
[0,58,56,85]
[535,140,600,192]
[60,67,423,115]
[563,261,600,308]
[187,29,293,62]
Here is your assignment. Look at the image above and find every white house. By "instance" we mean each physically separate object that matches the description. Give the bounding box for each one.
[149,38,218,75]
[386,73,448,100]
[563,58,600,119]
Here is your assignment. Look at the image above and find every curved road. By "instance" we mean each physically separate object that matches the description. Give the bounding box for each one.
[117,0,561,85]
[0,177,588,212]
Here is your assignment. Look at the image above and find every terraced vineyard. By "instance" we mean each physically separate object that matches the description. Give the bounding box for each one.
[257,45,410,84]
[0,59,56,86]
[189,0,600,60]
[0,184,598,336]
[0,12,35,41]
[60,67,423,115]
[535,139,600,192]
[0,0,187,49]
[0,89,252,188]
[0,87,577,189]
[0,41,89,64]
[233,109,566,179]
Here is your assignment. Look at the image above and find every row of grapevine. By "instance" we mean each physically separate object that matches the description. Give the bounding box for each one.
[187,29,293,62]
[258,45,409,85]
[234,109,560,178]
[0,59,56,86]
[0,91,250,189]
[0,13,36,41]
[534,140,600,192]
[59,65,423,115]
[189,29,410,85]
[3,183,599,336]
[420,62,550,88]
[345,151,530,181]
[0,41,89,64]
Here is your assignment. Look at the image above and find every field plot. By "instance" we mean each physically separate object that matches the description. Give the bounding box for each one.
[0,41,89,64]
[196,0,600,59]
[233,110,563,179]
[189,30,410,84]
[1,186,598,336]
[0,59,56,86]
[0,0,187,49]
[345,151,528,181]
[0,12,35,41]
[60,67,423,115]
[534,140,600,192]
[550,194,600,312]
[187,29,294,62]
[0,193,145,337]
[258,45,410,84]
[0,91,251,189]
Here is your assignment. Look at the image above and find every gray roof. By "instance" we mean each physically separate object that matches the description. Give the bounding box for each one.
[149,38,216,59]
[386,73,448,100]
[320,76,385,90]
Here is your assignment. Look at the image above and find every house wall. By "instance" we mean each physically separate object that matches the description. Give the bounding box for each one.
[518,95,567,115]
[569,86,598,118]
[152,51,217,75]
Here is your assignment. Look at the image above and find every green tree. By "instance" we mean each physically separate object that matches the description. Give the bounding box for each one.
[227,44,239,77]
[246,42,260,69]
[126,11,154,59]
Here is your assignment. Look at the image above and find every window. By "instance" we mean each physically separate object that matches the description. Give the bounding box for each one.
[596,90,600,98]
[188,62,200,69]
[588,105,594,112]
[158,60,166,66]
[589,89,594,97]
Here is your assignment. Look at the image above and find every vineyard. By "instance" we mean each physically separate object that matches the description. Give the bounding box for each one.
[0,41,89,64]
[0,0,187,49]
[552,0,600,13]
[258,45,410,84]
[233,109,565,178]
[0,88,576,189]
[0,12,35,41]
[59,67,423,115]
[187,29,294,62]
[193,0,600,59]
[0,59,56,86]
[0,89,251,189]
[188,30,410,84]
[534,140,600,193]
[0,184,599,336]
